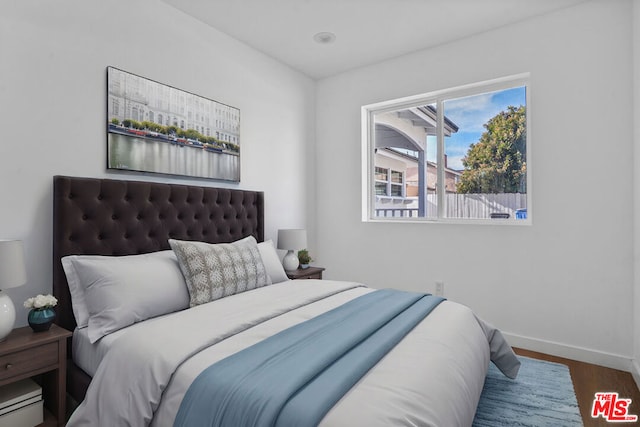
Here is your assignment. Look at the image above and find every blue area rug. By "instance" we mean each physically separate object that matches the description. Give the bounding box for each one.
[473,356,583,426]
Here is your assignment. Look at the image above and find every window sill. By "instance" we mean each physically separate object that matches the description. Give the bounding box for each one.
[365,217,532,226]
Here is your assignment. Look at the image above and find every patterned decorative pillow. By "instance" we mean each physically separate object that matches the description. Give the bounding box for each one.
[169,237,271,307]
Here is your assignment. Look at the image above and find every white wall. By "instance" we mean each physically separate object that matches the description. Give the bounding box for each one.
[633,0,640,384]
[316,0,635,369]
[2,0,637,373]
[0,0,315,326]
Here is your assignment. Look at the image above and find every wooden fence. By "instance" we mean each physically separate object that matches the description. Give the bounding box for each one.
[375,193,527,219]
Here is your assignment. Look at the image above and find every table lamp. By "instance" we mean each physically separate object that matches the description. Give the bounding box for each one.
[0,240,27,341]
[277,229,307,271]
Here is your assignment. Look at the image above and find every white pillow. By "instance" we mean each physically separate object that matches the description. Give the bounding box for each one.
[257,240,289,284]
[61,257,92,328]
[61,251,190,343]
[170,236,271,307]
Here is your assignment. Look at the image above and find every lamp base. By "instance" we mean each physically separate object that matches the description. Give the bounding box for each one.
[0,291,16,342]
[282,250,300,271]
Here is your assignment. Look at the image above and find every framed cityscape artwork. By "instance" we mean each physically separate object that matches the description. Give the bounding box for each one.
[106,66,240,181]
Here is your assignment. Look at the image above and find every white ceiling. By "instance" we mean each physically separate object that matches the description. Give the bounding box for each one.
[162,0,589,80]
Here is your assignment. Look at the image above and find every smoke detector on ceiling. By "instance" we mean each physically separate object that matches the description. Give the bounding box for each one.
[313,32,336,44]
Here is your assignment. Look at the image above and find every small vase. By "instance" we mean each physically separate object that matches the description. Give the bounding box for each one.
[300,264,310,269]
[28,308,55,332]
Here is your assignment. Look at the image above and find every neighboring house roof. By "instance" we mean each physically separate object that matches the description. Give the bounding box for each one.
[381,147,461,176]
[416,105,459,134]
[375,105,459,153]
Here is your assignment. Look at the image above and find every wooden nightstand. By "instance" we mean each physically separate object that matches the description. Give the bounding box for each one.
[286,266,325,280]
[0,324,72,426]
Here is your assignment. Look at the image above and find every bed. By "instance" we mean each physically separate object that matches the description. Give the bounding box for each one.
[52,175,520,427]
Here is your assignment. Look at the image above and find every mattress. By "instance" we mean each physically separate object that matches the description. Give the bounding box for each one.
[72,326,128,377]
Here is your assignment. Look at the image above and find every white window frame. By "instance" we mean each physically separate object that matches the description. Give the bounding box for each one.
[361,73,532,224]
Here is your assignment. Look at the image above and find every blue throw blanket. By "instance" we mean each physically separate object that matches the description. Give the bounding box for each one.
[174,289,445,427]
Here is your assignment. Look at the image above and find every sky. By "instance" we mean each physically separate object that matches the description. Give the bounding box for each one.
[426,86,526,170]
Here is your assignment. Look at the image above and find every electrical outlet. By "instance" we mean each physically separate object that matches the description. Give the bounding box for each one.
[435,281,444,296]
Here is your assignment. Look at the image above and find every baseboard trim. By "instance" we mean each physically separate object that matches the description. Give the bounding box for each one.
[503,332,632,372]
[632,359,640,390]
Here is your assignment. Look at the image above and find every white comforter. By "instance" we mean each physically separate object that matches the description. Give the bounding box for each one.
[67,280,520,427]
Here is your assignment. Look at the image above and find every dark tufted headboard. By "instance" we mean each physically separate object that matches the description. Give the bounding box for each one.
[52,175,264,333]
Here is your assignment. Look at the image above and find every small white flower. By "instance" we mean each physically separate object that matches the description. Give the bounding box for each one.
[24,294,57,309]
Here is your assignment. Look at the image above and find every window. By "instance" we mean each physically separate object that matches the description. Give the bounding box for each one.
[374,167,405,197]
[390,170,404,197]
[375,167,388,196]
[362,74,530,223]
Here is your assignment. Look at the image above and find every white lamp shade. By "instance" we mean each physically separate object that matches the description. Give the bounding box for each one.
[0,240,27,290]
[277,229,307,251]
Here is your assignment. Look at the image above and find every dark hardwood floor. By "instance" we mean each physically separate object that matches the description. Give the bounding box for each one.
[514,348,640,426]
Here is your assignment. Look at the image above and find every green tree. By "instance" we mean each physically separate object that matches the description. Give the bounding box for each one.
[140,121,164,132]
[183,129,201,140]
[122,119,143,130]
[457,105,526,194]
